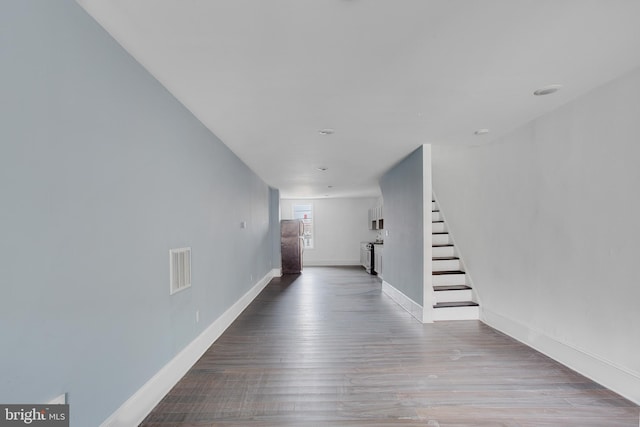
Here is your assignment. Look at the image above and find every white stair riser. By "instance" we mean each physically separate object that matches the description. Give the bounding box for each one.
[432,246,455,258]
[433,305,480,321]
[432,222,446,233]
[432,234,452,246]
[432,259,461,271]
[432,273,466,286]
[434,289,473,303]
[429,200,479,321]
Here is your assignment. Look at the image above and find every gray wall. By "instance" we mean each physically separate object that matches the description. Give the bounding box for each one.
[432,67,640,403]
[379,147,425,304]
[0,1,277,425]
[269,187,281,270]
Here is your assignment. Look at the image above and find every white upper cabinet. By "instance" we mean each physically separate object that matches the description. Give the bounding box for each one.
[368,205,384,230]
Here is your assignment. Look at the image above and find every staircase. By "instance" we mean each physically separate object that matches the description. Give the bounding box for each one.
[431,199,479,321]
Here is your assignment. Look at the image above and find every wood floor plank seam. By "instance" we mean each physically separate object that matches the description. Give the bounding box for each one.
[140,267,639,426]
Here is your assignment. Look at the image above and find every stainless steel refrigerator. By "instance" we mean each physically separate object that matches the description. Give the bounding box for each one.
[281,219,304,274]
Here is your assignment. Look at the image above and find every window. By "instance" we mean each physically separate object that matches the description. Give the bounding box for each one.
[293,204,314,249]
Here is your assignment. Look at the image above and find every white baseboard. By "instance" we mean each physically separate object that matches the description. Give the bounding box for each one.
[303,259,360,267]
[99,268,279,427]
[482,308,640,405]
[382,280,425,323]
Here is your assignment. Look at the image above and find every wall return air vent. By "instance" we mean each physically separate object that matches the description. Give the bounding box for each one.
[169,247,191,295]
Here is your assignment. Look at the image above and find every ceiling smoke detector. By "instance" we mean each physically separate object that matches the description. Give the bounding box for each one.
[534,84,563,96]
[318,129,335,135]
[317,166,328,171]
[474,128,490,136]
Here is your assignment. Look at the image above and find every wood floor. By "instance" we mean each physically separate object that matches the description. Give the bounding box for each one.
[140,267,639,426]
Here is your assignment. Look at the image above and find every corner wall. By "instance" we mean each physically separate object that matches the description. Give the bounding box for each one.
[432,67,640,403]
[379,146,433,322]
[270,188,282,272]
[0,1,278,425]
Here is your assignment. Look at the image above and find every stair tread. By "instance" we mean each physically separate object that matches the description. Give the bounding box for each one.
[433,244,454,248]
[434,285,472,291]
[432,221,444,223]
[432,232,449,235]
[432,256,459,260]
[434,301,479,308]
[432,270,465,275]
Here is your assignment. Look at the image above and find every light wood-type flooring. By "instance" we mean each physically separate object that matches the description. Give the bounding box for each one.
[140,267,639,426]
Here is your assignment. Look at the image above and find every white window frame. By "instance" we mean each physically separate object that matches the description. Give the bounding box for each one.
[292,203,314,249]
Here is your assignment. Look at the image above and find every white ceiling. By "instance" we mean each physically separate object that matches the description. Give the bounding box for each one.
[77,0,640,199]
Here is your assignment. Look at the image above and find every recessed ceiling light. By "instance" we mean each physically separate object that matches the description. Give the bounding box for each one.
[318,129,335,135]
[317,166,328,171]
[474,128,490,136]
[534,84,562,96]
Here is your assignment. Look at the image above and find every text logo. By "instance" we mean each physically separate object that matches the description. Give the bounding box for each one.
[1,405,68,427]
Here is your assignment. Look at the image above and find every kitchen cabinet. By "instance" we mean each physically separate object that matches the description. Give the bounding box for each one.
[368,205,384,230]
